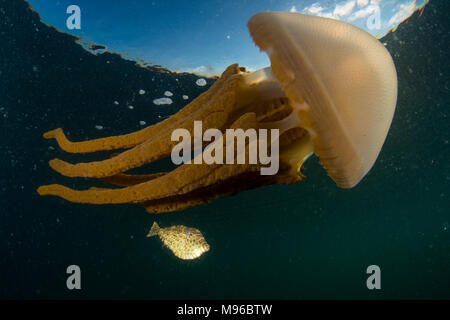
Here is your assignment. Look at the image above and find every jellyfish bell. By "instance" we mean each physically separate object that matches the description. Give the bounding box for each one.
[243,12,398,188]
[38,12,397,213]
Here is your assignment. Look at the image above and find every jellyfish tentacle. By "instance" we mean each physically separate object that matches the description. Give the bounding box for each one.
[101,172,166,187]
[37,162,258,204]
[47,107,233,178]
[37,112,263,204]
[43,64,242,154]
[39,66,313,209]
[43,127,154,154]
[48,131,180,178]
[45,64,292,179]
[141,172,266,213]
[141,168,302,214]
[47,75,243,179]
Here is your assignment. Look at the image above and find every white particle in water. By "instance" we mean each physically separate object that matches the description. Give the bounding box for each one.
[196,78,207,86]
[153,97,173,105]
[139,89,146,95]
[182,95,189,100]
[139,121,146,126]
[164,91,173,97]
[113,101,119,105]
[95,125,103,130]
[128,105,134,109]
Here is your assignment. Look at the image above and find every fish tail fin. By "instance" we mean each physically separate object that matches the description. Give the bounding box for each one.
[147,222,160,237]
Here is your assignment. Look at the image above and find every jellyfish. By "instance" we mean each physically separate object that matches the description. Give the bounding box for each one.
[37,12,397,213]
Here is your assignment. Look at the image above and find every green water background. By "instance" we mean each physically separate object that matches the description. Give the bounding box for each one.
[0,0,449,299]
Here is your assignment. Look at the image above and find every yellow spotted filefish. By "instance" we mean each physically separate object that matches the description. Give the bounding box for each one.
[147,222,210,260]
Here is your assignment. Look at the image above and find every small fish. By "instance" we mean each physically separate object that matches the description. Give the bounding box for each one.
[147,222,210,260]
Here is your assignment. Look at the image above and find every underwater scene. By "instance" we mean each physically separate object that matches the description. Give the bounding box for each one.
[1,0,449,300]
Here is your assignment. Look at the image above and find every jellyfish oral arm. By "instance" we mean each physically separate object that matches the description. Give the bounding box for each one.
[235,67,287,108]
[170,120,282,175]
[236,66,317,170]
[38,63,317,210]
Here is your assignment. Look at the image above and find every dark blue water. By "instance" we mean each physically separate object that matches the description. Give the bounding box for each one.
[1,0,449,299]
